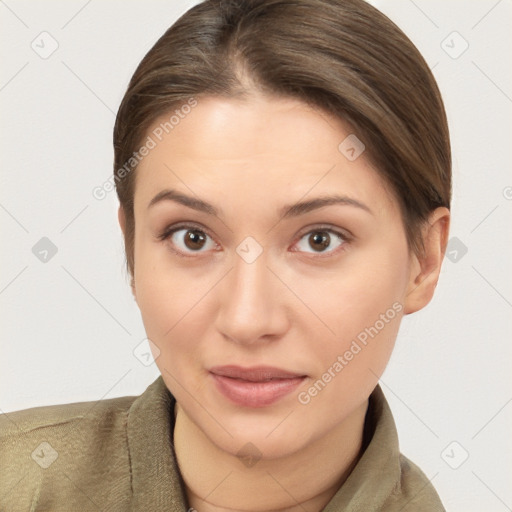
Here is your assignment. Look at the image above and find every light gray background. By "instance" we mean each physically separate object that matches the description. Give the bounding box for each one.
[1,1,511,510]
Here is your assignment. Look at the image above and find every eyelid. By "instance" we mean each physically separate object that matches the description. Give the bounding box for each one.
[295,223,353,241]
[158,221,220,256]
[158,221,353,257]
[157,221,214,242]
[290,224,352,258]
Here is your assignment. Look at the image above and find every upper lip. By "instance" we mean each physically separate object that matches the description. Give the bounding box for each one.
[209,365,306,382]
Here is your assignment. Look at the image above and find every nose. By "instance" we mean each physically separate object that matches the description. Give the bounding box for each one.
[214,247,289,346]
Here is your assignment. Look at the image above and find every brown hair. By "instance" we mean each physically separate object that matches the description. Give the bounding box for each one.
[113,0,451,278]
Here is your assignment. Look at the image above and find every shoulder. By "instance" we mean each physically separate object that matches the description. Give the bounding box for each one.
[0,393,137,452]
[0,393,137,435]
[0,394,137,511]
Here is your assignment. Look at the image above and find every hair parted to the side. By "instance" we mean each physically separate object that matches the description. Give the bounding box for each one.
[113,0,451,279]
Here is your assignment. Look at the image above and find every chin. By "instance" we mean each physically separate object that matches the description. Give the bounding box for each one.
[210,395,329,455]
[214,421,314,462]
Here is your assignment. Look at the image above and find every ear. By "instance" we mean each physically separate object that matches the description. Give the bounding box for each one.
[118,204,126,235]
[403,207,450,315]
[117,205,137,300]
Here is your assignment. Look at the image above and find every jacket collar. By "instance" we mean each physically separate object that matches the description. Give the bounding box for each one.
[127,376,401,511]
[127,376,187,510]
[323,384,402,511]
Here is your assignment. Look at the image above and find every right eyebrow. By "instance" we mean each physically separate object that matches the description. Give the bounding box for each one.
[148,189,219,216]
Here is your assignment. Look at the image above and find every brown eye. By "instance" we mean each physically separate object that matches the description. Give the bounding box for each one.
[294,228,347,255]
[308,232,331,252]
[183,229,207,250]
[159,224,217,256]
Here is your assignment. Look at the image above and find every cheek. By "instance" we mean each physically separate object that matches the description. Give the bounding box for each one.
[293,241,408,386]
[295,290,404,413]
[134,232,190,330]
[133,242,215,376]
[297,245,408,338]
[135,274,207,393]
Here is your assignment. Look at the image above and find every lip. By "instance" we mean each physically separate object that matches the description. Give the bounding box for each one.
[209,365,307,408]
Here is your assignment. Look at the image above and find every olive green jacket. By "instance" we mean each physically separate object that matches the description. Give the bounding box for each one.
[0,377,445,511]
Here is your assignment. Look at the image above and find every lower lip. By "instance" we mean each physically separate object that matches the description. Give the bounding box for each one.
[211,373,306,408]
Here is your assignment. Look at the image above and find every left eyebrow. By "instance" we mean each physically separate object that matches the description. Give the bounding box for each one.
[147,188,373,218]
[279,195,373,218]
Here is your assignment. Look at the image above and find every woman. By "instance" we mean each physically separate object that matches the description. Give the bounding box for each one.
[1,0,450,510]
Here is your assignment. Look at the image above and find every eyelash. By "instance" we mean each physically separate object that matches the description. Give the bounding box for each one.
[157,222,352,259]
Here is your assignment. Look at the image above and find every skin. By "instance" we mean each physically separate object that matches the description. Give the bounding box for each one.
[118,93,450,512]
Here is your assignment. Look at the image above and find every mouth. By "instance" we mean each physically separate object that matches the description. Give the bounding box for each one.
[209,365,308,408]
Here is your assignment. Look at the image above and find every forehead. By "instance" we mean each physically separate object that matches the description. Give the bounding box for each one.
[134,94,396,216]
[143,94,351,161]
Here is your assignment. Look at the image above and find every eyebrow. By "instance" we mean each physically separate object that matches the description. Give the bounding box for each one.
[147,188,373,218]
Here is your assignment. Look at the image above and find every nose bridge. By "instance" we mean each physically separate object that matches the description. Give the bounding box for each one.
[216,242,285,344]
[230,244,273,316]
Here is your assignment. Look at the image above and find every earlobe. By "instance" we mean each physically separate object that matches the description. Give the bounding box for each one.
[403,207,450,315]
[130,276,137,301]
[118,205,137,301]
[118,205,126,235]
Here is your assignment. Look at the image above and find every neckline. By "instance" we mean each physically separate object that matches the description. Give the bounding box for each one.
[126,377,401,511]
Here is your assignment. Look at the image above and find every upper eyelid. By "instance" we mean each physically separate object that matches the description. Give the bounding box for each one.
[159,222,215,240]
[160,222,351,246]
[161,221,350,235]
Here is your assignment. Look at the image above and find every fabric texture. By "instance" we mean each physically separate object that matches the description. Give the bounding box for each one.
[0,376,445,511]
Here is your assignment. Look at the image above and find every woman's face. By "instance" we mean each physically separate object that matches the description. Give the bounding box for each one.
[128,94,416,458]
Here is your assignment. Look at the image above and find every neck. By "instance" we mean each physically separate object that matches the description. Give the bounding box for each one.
[173,400,368,512]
